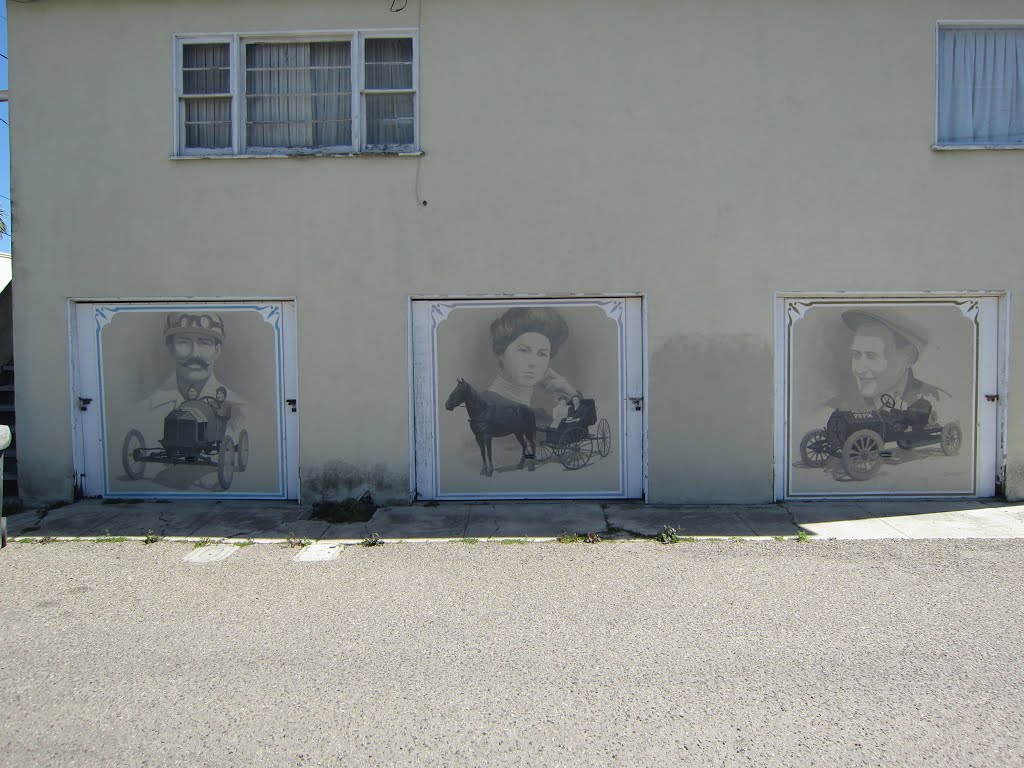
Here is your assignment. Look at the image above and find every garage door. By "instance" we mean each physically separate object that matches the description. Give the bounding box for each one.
[71,301,299,499]
[412,298,645,500]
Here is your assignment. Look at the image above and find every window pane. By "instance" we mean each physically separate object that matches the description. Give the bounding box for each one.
[245,41,352,148]
[365,38,413,90]
[365,93,415,146]
[184,97,231,149]
[938,28,1024,144]
[183,43,230,95]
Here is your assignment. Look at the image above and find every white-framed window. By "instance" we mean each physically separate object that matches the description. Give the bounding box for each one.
[936,22,1024,148]
[174,30,418,156]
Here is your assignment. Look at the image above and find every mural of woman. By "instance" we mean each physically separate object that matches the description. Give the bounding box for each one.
[484,307,578,419]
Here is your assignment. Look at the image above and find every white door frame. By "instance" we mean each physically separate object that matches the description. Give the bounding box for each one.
[69,298,300,500]
[409,296,647,500]
[773,291,1006,500]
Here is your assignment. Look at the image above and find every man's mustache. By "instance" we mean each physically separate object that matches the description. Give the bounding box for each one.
[179,358,209,369]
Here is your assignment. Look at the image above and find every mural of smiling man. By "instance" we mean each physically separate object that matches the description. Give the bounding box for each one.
[830,308,948,414]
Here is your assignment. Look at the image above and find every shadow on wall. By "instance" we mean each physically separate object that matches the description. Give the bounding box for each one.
[649,334,772,503]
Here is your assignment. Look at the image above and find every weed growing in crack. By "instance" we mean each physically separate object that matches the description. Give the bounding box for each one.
[557,531,583,544]
[286,533,311,548]
[498,538,528,546]
[452,538,479,544]
[360,533,384,547]
[796,528,811,543]
[235,539,255,548]
[655,526,681,544]
[142,531,162,545]
[584,532,602,544]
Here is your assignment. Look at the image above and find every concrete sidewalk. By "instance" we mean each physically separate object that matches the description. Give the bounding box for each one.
[4,497,1024,543]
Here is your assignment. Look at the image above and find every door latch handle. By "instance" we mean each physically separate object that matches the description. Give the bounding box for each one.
[628,397,643,411]
[78,397,93,411]
[985,394,999,403]
[286,398,297,412]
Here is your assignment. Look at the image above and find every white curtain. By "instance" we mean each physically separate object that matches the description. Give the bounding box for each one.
[182,43,231,149]
[938,28,1024,145]
[246,42,351,149]
[364,38,415,147]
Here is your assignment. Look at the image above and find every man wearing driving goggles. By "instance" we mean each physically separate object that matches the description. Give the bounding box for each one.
[138,312,246,436]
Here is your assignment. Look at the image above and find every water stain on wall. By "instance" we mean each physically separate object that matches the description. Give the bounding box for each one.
[649,333,773,503]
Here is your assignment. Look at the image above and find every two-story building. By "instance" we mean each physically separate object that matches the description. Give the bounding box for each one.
[8,0,1023,508]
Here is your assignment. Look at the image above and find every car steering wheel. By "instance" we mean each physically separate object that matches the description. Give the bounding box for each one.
[879,393,896,410]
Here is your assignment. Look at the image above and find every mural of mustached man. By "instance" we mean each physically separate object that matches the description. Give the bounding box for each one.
[787,302,978,496]
[435,302,624,497]
[100,307,283,495]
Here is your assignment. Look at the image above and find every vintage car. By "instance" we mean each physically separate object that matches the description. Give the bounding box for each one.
[799,393,962,481]
[121,397,249,490]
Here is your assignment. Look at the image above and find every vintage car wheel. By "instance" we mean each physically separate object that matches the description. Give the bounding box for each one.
[121,429,146,480]
[941,423,962,456]
[218,436,236,490]
[799,429,831,468]
[558,427,593,470]
[236,430,250,471]
[596,419,612,458]
[841,429,884,480]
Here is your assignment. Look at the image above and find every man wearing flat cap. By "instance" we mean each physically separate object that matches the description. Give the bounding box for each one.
[827,307,948,414]
[137,312,246,437]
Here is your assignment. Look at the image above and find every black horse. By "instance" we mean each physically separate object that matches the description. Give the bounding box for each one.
[445,378,536,477]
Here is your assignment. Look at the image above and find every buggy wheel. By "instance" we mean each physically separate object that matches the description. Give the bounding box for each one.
[941,423,962,456]
[596,419,611,458]
[558,427,593,470]
[535,438,554,462]
[799,429,831,468]
[236,430,250,471]
[121,429,146,480]
[841,429,884,480]
[218,436,236,490]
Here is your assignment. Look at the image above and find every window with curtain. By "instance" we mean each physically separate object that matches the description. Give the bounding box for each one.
[181,43,232,151]
[937,26,1024,146]
[175,32,417,156]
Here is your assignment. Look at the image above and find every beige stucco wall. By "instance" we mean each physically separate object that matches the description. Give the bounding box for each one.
[8,0,1024,503]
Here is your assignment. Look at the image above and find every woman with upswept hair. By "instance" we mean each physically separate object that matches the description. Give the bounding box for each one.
[484,307,577,416]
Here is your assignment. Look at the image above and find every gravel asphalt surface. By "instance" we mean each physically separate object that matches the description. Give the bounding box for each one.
[1,539,1023,767]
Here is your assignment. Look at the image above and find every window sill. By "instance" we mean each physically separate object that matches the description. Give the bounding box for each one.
[170,149,423,160]
[932,143,1024,151]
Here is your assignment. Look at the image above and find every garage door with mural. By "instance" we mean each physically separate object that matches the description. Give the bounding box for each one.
[779,297,998,498]
[73,302,299,499]
[412,299,644,500]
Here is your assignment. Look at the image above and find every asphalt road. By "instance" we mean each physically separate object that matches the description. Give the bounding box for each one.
[1,539,1022,767]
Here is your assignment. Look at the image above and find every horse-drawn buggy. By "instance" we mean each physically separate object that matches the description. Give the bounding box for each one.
[121,396,250,490]
[799,393,961,481]
[444,379,611,476]
[534,397,612,471]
